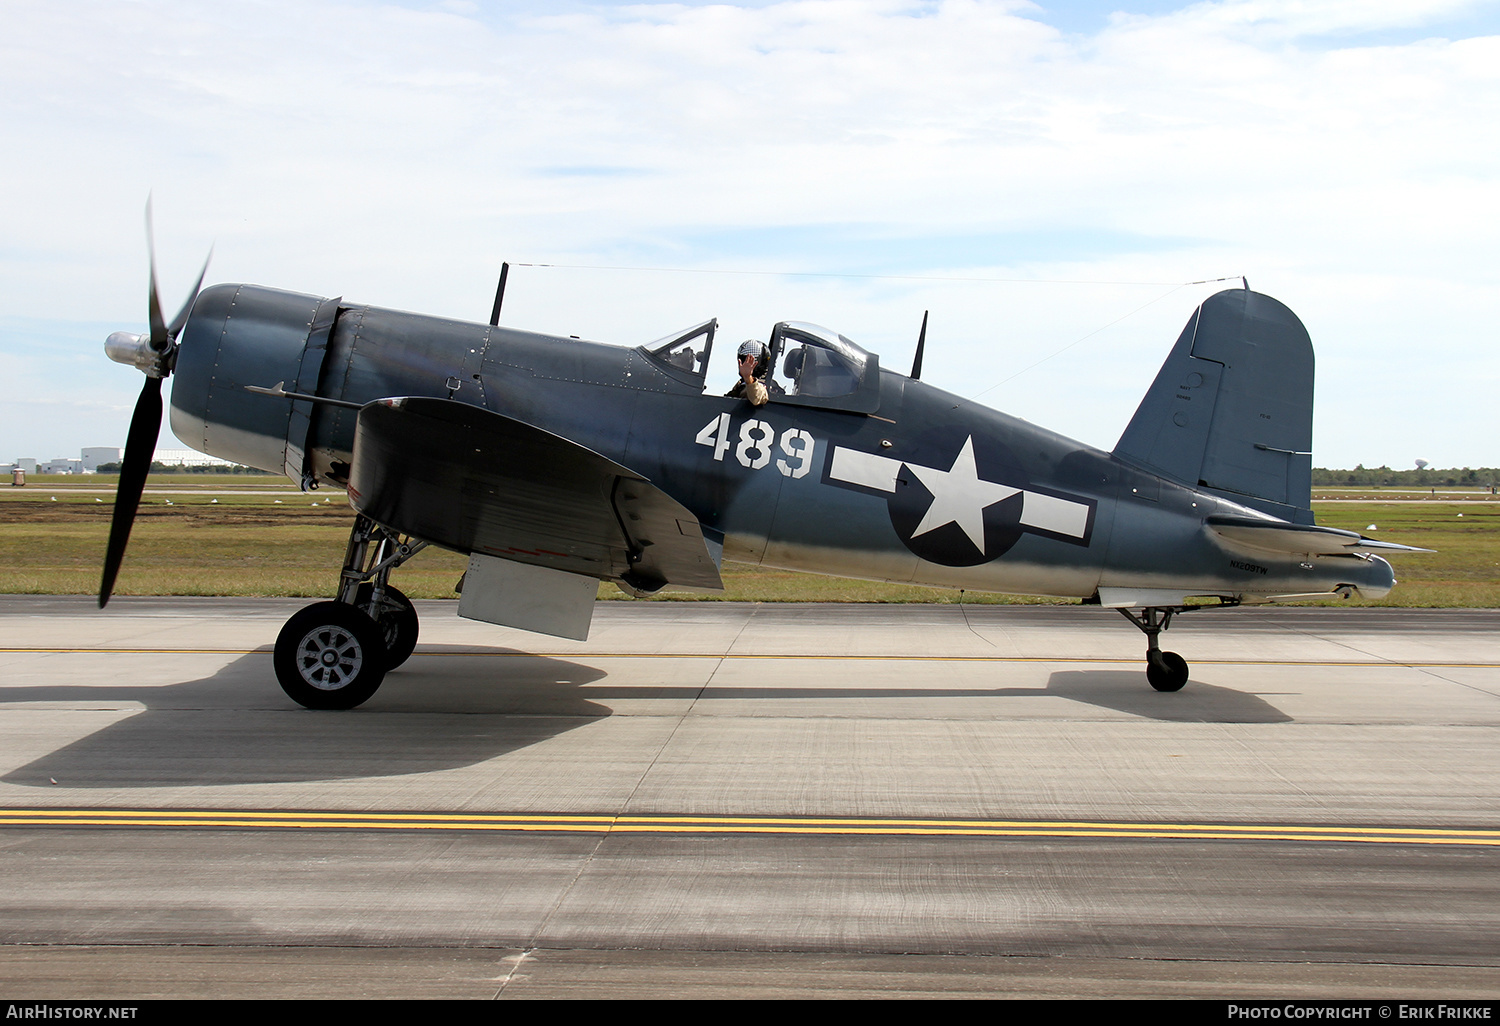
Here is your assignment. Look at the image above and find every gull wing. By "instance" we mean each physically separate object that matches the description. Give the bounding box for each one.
[347,397,723,594]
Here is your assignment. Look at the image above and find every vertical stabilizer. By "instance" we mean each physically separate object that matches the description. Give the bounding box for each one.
[1114,289,1314,523]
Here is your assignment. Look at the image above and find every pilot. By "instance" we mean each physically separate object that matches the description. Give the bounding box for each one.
[726,339,770,406]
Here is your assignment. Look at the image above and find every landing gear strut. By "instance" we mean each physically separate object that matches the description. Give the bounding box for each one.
[1118,607,1190,692]
[273,513,427,709]
[355,583,419,670]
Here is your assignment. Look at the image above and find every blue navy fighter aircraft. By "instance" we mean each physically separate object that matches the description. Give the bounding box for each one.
[101,236,1428,708]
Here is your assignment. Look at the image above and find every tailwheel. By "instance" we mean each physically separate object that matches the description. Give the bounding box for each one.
[355,583,419,669]
[1146,650,1189,692]
[274,601,388,709]
[1118,606,1192,693]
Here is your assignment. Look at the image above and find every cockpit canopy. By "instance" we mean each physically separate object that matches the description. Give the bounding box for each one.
[638,317,881,413]
[767,321,881,414]
[639,319,717,387]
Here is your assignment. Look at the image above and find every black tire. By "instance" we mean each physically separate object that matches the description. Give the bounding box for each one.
[1146,650,1189,692]
[355,584,419,669]
[274,602,388,709]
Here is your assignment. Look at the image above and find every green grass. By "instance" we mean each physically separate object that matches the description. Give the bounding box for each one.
[2,479,1496,606]
[1295,502,1500,607]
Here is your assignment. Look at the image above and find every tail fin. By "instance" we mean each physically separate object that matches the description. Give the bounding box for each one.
[1114,288,1314,524]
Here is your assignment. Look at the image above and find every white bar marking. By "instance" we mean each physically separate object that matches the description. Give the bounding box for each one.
[1019,491,1091,539]
[829,447,902,493]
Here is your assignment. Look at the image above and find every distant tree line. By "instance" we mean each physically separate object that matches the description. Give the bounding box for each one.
[88,461,1497,486]
[1313,466,1499,487]
[94,462,277,475]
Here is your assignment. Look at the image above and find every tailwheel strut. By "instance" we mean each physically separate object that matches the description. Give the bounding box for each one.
[1118,607,1190,692]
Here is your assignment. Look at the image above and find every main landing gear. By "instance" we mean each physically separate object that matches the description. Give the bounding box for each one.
[273,514,427,710]
[1118,606,1191,692]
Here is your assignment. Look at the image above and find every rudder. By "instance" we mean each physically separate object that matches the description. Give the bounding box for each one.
[1113,288,1314,524]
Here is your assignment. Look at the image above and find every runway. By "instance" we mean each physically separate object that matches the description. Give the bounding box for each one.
[2,596,1498,998]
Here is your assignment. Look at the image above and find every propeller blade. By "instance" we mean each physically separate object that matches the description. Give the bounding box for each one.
[167,247,212,338]
[145,198,168,352]
[99,376,163,607]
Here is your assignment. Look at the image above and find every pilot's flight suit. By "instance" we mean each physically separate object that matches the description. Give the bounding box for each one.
[725,377,769,406]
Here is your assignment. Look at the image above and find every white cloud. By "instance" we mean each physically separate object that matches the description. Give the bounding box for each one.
[0,0,1495,467]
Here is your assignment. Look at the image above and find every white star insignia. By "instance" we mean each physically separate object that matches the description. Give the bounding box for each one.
[905,436,1019,550]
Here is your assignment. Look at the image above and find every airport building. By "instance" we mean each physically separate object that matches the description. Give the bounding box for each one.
[3,445,236,476]
[81,447,122,471]
[150,448,237,469]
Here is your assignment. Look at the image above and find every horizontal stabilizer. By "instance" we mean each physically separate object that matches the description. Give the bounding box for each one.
[348,397,723,593]
[1206,515,1433,556]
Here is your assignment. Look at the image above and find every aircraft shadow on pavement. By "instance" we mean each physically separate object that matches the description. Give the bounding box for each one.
[1025,669,1292,723]
[2,650,1291,789]
[557,675,1292,723]
[1,647,612,789]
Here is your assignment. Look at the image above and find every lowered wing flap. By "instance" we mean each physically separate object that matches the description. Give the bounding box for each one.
[347,397,723,593]
[1205,514,1433,556]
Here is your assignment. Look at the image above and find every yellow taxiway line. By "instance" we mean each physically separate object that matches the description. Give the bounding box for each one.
[1,808,1496,847]
[1,648,1496,668]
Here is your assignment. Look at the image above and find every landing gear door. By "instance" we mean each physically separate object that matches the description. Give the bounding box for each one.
[767,322,882,415]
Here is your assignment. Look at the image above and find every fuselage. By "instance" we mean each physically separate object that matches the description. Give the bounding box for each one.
[169,283,1395,604]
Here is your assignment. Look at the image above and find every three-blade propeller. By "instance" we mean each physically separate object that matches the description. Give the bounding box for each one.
[99,201,210,607]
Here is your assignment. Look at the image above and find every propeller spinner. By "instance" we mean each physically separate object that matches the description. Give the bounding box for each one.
[99,201,210,607]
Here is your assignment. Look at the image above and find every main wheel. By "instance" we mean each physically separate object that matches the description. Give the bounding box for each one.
[355,584,419,669]
[274,602,388,709]
[1146,650,1189,692]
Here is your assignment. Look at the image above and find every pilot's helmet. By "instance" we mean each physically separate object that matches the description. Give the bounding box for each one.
[737,339,766,359]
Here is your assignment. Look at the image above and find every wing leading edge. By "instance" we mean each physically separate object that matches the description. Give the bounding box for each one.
[347,397,724,596]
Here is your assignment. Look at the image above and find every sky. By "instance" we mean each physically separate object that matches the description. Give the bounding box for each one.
[1,0,1497,469]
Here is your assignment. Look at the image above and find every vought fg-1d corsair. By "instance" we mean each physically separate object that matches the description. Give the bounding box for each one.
[101,222,1429,708]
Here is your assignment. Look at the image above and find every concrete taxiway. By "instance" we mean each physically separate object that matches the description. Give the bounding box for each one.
[1,596,1498,998]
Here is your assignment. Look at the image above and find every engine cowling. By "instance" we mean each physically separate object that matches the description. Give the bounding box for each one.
[170,283,340,482]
